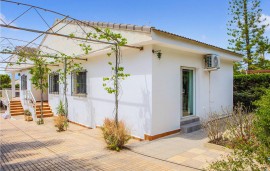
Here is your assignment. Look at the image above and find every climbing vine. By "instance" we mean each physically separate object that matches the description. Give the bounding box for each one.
[80,27,130,125]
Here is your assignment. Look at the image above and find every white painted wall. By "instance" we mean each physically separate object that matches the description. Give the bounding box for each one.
[19,70,48,105]
[48,45,153,139]
[39,23,237,139]
[151,45,233,135]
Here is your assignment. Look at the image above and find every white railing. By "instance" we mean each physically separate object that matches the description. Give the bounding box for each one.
[26,90,37,121]
[4,89,11,115]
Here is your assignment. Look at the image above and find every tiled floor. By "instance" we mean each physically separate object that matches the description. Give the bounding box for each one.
[126,129,228,169]
[0,114,227,171]
[0,115,197,171]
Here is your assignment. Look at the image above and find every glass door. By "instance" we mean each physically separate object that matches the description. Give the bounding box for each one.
[182,68,194,117]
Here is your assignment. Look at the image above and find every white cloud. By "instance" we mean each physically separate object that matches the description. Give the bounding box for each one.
[261,14,270,32]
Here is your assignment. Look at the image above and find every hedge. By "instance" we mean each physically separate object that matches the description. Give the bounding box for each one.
[234,73,270,110]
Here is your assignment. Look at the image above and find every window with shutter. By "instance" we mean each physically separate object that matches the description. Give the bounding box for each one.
[71,70,87,96]
[21,75,27,90]
[49,73,59,94]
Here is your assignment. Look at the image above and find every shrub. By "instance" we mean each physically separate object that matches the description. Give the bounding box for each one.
[206,92,270,171]
[54,115,68,132]
[254,89,270,156]
[56,100,66,116]
[24,110,31,116]
[101,118,131,151]
[234,73,270,110]
[54,101,68,131]
[36,118,44,125]
[202,104,254,147]
[223,104,253,147]
[24,110,33,121]
[201,112,227,144]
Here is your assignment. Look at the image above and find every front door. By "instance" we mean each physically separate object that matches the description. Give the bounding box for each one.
[182,68,195,117]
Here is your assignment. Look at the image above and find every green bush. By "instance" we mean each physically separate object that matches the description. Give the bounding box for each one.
[254,90,270,149]
[234,73,270,110]
[24,110,31,116]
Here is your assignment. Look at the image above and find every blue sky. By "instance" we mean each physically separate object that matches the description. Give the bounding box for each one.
[0,0,270,75]
[1,0,269,47]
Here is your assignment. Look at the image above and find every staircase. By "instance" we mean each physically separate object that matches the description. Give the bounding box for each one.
[35,102,54,118]
[180,116,201,133]
[10,100,24,116]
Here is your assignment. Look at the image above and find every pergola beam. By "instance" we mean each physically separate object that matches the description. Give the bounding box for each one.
[0,61,59,66]
[0,24,143,50]
[0,51,87,61]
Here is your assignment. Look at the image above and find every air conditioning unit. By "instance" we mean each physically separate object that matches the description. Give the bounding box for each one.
[204,54,220,70]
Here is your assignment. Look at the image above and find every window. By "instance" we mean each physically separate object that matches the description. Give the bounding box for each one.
[72,70,87,95]
[49,73,59,94]
[21,75,27,90]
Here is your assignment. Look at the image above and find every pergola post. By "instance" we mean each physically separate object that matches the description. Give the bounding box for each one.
[11,72,16,98]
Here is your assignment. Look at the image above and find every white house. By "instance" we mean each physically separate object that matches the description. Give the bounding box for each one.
[5,20,242,140]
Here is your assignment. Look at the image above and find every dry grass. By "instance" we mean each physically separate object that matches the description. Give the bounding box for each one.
[101,118,131,151]
[202,103,254,147]
[54,115,68,132]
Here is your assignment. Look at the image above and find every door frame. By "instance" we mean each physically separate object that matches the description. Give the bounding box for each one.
[180,67,196,118]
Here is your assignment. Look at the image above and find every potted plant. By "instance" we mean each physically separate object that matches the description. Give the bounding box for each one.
[24,110,33,121]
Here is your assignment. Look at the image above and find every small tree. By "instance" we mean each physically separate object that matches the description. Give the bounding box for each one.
[80,28,129,126]
[227,0,268,70]
[17,50,50,124]
[78,28,131,150]
[53,54,83,126]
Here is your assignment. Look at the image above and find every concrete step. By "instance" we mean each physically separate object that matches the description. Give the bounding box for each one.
[36,105,50,107]
[10,106,23,108]
[10,109,24,113]
[10,101,21,103]
[11,112,24,116]
[10,102,21,105]
[36,113,53,118]
[180,116,200,125]
[36,110,53,114]
[36,106,50,109]
[10,103,22,105]
[181,121,201,133]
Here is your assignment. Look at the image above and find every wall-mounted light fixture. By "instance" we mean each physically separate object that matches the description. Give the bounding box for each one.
[152,50,162,60]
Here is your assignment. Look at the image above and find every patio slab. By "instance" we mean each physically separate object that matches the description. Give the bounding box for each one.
[0,114,209,171]
[126,129,228,169]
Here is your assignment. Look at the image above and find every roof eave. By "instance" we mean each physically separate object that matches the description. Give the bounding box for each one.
[152,28,243,59]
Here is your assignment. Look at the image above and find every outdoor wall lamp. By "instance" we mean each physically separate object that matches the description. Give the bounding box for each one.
[152,50,162,60]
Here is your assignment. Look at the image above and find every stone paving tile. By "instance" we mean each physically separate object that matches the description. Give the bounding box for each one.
[128,130,228,170]
[167,155,188,163]
[0,115,200,171]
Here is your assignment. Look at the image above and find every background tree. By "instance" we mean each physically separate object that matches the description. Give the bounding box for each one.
[227,0,268,71]
[253,37,270,69]
[0,74,11,89]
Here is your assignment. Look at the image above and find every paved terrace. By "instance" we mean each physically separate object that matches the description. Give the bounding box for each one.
[0,114,226,171]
